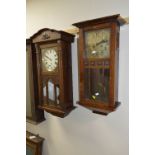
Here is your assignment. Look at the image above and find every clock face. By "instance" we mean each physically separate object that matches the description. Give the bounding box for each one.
[84,28,111,58]
[41,48,58,72]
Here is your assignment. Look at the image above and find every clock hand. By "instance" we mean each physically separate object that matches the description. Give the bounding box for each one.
[96,39,108,46]
[44,55,52,61]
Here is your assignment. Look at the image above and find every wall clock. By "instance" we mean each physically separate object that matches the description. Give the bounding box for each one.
[31,28,75,118]
[26,131,44,155]
[26,39,45,123]
[73,14,126,115]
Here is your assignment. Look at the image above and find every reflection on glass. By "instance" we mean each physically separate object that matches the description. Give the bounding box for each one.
[56,86,60,104]
[85,29,111,58]
[43,85,46,97]
[26,145,34,155]
[48,81,55,101]
[43,80,47,104]
[26,51,32,117]
[84,68,110,103]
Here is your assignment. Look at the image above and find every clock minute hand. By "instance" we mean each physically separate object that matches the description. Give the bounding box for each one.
[96,39,108,46]
[44,55,52,61]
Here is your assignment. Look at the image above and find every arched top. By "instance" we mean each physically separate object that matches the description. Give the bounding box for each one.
[30,28,74,43]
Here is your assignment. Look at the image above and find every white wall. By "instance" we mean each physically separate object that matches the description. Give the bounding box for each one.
[26,0,129,155]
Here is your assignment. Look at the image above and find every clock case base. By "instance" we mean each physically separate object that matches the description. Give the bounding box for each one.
[26,117,45,125]
[77,101,121,115]
[38,104,76,118]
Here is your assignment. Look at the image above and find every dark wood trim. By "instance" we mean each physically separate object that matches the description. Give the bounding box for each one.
[26,39,45,123]
[31,28,74,43]
[38,104,76,118]
[73,14,126,28]
[77,101,121,115]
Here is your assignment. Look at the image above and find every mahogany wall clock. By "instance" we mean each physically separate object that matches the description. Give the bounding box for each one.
[31,28,75,118]
[73,14,126,115]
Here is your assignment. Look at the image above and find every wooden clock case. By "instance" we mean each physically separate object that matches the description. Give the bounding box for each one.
[30,28,75,118]
[73,14,126,115]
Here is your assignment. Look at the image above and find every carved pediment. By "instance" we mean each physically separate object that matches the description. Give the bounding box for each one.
[31,28,74,43]
[31,28,61,43]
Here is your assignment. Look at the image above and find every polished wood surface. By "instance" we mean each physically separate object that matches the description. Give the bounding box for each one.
[26,39,45,123]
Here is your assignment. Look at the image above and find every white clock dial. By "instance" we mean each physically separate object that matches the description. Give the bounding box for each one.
[42,48,58,72]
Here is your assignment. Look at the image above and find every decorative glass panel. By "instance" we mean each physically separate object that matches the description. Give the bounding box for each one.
[56,86,60,104]
[48,81,55,101]
[84,68,110,103]
[43,80,60,105]
[84,29,111,58]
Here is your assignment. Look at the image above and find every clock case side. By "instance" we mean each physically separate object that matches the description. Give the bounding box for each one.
[73,14,125,115]
[31,29,76,118]
[26,39,45,123]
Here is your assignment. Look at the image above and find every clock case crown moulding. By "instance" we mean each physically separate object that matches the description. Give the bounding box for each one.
[30,28,76,118]
[65,16,128,35]
[72,14,126,115]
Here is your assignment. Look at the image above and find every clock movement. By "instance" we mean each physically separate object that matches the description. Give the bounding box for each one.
[31,28,75,118]
[73,14,126,115]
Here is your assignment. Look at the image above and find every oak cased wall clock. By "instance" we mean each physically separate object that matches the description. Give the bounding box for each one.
[26,131,44,155]
[73,14,126,115]
[31,28,75,118]
[26,39,45,123]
